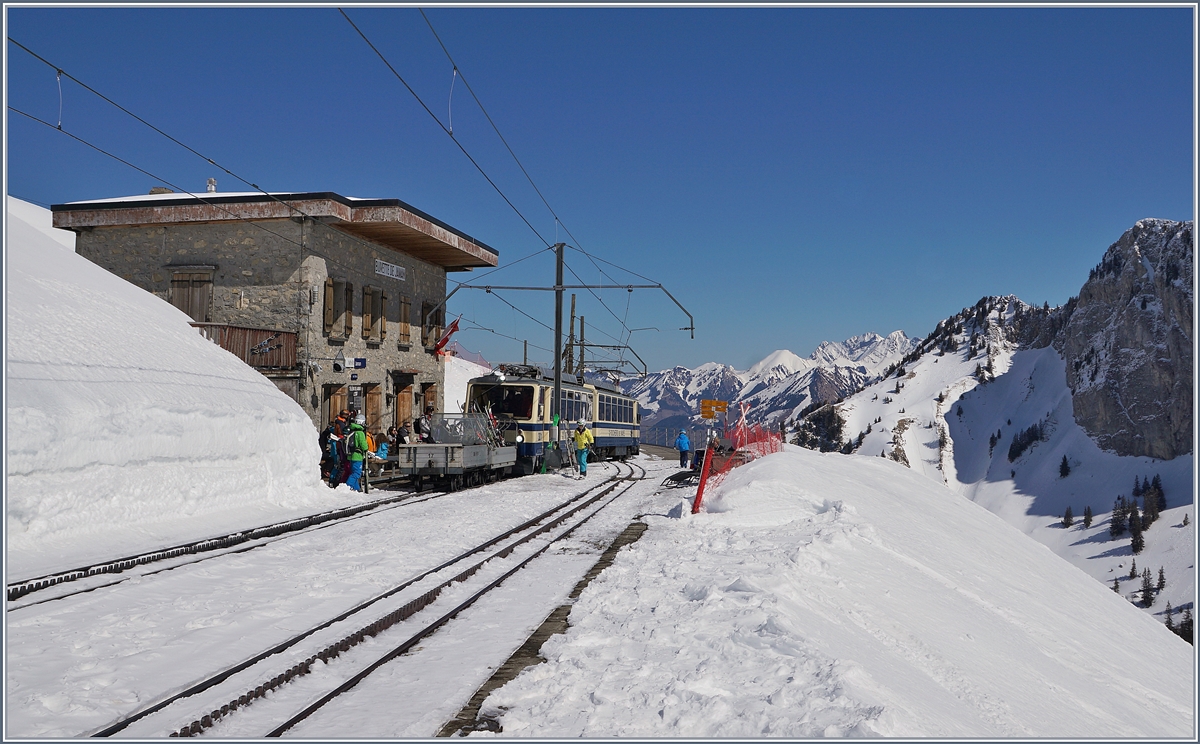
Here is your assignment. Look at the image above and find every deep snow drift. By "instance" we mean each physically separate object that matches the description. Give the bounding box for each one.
[5,197,341,578]
[482,447,1195,738]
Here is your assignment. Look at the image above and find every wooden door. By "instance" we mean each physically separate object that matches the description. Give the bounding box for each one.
[365,384,382,433]
[324,385,347,427]
[393,374,414,430]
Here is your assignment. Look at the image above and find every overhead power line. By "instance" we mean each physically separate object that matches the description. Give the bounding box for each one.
[338,8,550,249]
[418,8,585,252]
[414,10,640,344]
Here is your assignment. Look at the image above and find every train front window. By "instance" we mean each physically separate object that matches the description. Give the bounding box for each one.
[471,384,535,419]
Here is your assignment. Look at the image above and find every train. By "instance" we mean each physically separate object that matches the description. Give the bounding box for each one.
[464,363,641,474]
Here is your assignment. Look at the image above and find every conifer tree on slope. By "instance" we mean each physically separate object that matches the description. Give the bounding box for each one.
[1180,608,1194,644]
[1140,568,1155,608]
[1082,505,1093,529]
[1110,497,1127,538]
[1152,474,1166,512]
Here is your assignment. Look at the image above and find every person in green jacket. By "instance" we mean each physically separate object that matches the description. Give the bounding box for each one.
[572,420,594,479]
[345,415,369,491]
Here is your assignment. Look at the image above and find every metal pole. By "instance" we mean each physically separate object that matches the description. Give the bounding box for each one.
[566,294,576,374]
[523,339,528,365]
[579,315,585,379]
[552,243,565,445]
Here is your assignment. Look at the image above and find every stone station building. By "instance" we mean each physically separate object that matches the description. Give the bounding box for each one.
[52,190,499,434]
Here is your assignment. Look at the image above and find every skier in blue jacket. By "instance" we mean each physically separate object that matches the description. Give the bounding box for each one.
[675,429,691,468]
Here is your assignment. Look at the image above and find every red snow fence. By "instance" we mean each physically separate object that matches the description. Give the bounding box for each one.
[692,422,783,514]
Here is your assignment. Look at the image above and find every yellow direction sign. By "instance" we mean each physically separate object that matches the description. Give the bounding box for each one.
[700,399,728,419]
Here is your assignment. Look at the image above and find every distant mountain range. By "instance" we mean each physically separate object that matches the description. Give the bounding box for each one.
[621,330,919,432]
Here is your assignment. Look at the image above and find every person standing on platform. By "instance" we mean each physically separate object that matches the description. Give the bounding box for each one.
[572,421,594,479]
[675,429,692,469]
[344,415,369,491]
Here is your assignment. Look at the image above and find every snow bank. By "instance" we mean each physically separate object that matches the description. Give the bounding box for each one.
[5,198,337,576]
[444,354,491,414]
[484,447,1193,738]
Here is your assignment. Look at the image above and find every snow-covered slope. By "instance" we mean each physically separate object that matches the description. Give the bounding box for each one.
[744,349,814,384]
[482,448,1194,737]
[815,295,1194,623]
[5,198,340,577]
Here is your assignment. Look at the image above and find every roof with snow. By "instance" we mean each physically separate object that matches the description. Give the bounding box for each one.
[50,191,499,270]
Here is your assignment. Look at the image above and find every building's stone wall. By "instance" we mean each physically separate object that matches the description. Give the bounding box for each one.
[71,216,450,431]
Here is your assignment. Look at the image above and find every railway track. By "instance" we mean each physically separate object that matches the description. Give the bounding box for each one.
[6,487,453,608]
[77,460,649,738]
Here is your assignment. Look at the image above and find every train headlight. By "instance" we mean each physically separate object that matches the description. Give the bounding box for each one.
[515,433,524,443]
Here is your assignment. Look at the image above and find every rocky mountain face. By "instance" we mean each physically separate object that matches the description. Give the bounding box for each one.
[1049,219,1193,460]
[796,219,1193,463]
[623,332,916,431]
[810,331,916,377]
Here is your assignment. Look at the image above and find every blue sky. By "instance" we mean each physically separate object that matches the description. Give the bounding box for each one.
[5,5,1195,373]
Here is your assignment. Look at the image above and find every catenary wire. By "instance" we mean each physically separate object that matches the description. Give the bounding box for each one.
[414,12,645,345]
[418,8,586,252]
[338,8,550,249]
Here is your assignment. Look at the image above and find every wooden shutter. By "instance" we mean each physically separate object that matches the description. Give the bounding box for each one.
[362,286,374,339]
[170,272,212,323]
[400,297,411,344]
[380,291,388,341]
[323,277,334,334]
[343,283,354,337]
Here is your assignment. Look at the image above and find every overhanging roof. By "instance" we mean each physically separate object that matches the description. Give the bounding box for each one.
[51,191,499,270]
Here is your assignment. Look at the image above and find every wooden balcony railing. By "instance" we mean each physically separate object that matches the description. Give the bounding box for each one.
[191,323,297,369]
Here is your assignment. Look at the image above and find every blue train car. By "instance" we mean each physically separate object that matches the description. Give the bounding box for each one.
[465,364,640,474]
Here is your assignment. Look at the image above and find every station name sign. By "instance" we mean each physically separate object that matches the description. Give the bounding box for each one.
[375,259,406,281]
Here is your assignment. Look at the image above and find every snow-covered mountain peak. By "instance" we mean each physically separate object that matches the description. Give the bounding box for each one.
[746,349,812,379]
[810,330,919,377]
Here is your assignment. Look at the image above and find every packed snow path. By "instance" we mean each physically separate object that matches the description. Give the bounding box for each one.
[5,459,676,738]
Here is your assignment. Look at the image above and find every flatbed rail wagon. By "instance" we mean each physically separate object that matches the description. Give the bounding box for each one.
[388,413,516,491]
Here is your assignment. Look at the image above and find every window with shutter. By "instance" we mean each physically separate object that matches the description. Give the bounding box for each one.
[169,271,213,323]
[421,301,443,348]
[399,297,411,344]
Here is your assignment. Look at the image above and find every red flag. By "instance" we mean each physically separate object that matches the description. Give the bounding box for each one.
[434,315,462,354]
